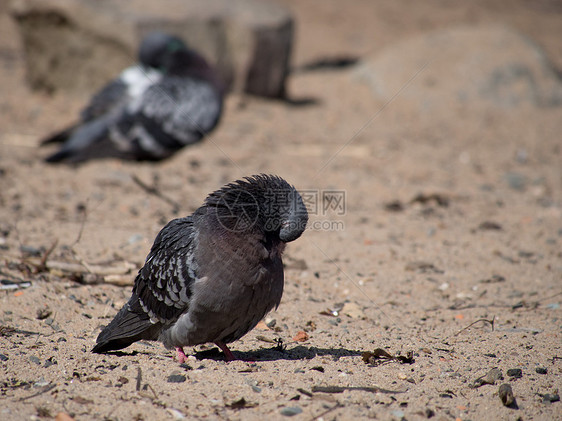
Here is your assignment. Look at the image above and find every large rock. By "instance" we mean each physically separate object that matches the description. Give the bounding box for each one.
[11,0,293,98]
[355,25,562,110]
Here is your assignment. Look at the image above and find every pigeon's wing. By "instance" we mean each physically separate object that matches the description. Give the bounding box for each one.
[115,77,222,159]
[92,217,197,353]
[133,216,198,323]
[82,65,162,121]
[80,78,129,122]
[153,77,222,143]
[40,77,128,147]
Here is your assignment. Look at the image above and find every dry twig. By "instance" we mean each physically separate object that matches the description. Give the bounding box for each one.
[454,316,495,337]
[131,174,181,212]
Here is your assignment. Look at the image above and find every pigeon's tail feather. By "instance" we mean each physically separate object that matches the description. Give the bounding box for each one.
[92,295,161,353]
[44,114,116,163]
[45,149,74,163]
[40,125,77,145]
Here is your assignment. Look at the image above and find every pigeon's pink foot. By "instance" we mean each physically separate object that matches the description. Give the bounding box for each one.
[214,341,236,362]
[176,347,188,363]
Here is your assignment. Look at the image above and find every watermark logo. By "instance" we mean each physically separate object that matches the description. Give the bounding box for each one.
[215,188,259,232]
[300,189,346,231]
[322,190,346,216]
[214,188,346,233]
[300,190,346,216]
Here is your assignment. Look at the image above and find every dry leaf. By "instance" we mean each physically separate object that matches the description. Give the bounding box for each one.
[255,321,270,330]
[293,331,309,342]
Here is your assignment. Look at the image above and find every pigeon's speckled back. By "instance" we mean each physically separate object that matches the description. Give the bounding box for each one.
[41,31,223,163]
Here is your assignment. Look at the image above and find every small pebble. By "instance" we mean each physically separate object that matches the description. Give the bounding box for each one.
[34,377,50,387]
[20,245,42,256]
[0,354,8,361]
[36,308,52,320]
[499,383,515,407]
[54,413,75,421]
[471,367,503,387]
[507,368,522,379]
[29,356,41,365]
[44,357,57,368]
[535,367,547,375]
[504,172,527,191]
[166,408,185,419]
[167,374,187,383]
[390,409,405,419]
[127,234,144,245]
[280,406,302,417]
[541,393,560,403]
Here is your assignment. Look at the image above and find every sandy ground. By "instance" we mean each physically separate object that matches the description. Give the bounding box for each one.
[1,1,561,420]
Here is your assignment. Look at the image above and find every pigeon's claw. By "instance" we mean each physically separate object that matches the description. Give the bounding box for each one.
[215,341,236,362]
[176,347,188,363]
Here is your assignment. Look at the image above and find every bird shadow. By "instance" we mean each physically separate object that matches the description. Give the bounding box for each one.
[291,55,360,73]
[194,345,362,362]
[94,344,361,363]
[281,96,321,107]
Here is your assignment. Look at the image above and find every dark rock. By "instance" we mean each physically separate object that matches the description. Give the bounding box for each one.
[507,368,523,379]
[167,374,187,383]
[384,200,404,212]
[280,406,302,416]
[0,354,8,361]
[43,357,57,368]
[535,367,548,375]
[12,0,293,98]
[471,367,503,388]
[505,172,527,191]
[480,275,505,284]
[541,393,560,403]
[478,221,503,231]
[36,308,52,320]
[20,245,42,257]
[499,383,517,408]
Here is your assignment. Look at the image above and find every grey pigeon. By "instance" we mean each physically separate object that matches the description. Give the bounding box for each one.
[42,32,223,163]
[92,174,308,361]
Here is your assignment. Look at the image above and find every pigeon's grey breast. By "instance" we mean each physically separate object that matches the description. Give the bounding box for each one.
[158,208,285,348]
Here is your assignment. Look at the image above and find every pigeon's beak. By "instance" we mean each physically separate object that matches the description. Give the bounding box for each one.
[279,212,308,243]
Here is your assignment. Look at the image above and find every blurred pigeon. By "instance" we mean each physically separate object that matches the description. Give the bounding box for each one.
[42,32,223,163]
[92,174,308,361]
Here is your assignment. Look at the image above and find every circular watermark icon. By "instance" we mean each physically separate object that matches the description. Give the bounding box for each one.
[215,188,260,233]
